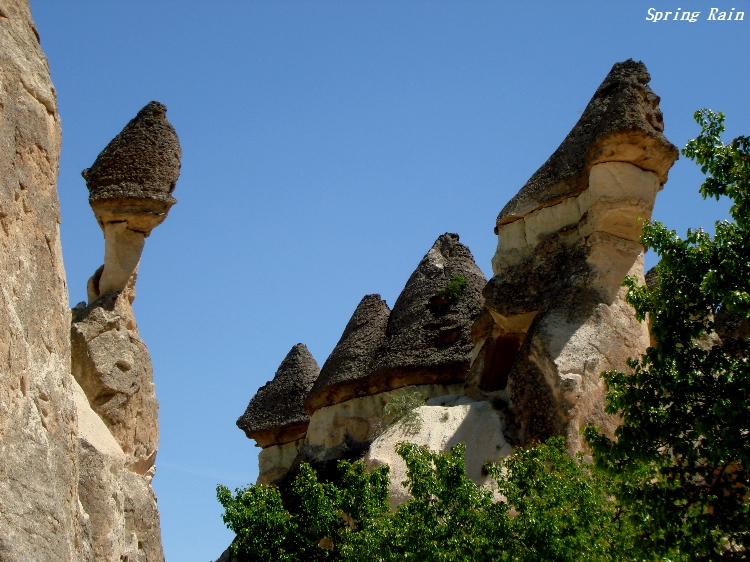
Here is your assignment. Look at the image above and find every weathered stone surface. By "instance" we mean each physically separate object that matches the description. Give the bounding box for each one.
[75,375,164,561]
[365,398,512,509]
[305,383,463,451]
[370,233,486,388]
[82,101,180,206]
[0,2,85,559]
[256,438,305,485]
[271,384,463,497]
[483,61,678,450]
[496,59,678,228]
[237,344,320,448]
[305,294,390,414]
[71,290,159,475]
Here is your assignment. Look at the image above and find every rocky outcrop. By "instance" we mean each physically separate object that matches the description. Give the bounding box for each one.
[71,290,158,475]
[229,60,679,541]
[305,294,390,413]
[481,60,678,450]
[365,395,511,509]
[0,2,83,559]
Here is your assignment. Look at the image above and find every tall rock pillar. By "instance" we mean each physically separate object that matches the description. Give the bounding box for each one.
[70,101,181,561]
[481,60,679,451]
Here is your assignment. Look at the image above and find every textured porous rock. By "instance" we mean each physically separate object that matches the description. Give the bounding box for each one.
[365,398,512,510]
[0,2,85,559]
[370,233,486,389]
[482,60,678,450]
[237,344,320,448]
[82,101,180,297]
[496,59,678,229]
[305,294,390,414]
[71,290,159,475]
[82,101,180,206]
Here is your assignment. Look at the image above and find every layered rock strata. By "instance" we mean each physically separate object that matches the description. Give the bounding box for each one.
[480,59,678,450]
[237,344,320,484]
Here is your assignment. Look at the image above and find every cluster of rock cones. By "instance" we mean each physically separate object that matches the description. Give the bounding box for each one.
[235,58,679,494]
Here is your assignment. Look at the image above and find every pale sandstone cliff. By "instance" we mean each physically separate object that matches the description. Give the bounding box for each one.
[0,1,83,559]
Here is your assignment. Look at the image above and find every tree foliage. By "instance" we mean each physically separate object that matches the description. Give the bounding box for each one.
[584,110,750,560]
[218,437,631,561]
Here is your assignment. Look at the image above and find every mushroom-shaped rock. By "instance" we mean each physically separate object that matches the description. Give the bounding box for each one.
[371,233,486,387]
[496,59,678,230]
[237,344,320,448]
[82,101,181,298]
[304,295,390,414]
[83,100,181,208]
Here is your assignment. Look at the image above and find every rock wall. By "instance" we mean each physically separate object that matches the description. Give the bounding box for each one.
[0,1,84,559]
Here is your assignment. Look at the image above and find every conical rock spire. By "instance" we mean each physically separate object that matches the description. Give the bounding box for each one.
[237,344,320,447]
[305,294,390,414]
[372,233,486,384]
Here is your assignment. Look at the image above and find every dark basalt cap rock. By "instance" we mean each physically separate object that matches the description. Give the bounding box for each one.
[304,294,390,414]
[370,233,487,386]
[82,101,181,206]
[237,344,320,448]
[496,59,678,229]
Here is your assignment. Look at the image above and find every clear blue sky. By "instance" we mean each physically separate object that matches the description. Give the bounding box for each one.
[30,1,749,560]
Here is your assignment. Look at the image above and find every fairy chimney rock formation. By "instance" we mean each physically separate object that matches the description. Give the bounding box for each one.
[481,59,679,451]
[237,344,320,448]
[82,100,181,299]
[372,233,487,387]
[69,101,181,559]
[304,295,390,414]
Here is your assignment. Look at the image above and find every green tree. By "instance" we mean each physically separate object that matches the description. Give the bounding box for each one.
[584,110,750,560]
[218,437,630,561]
